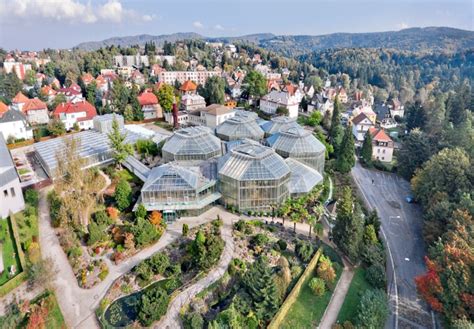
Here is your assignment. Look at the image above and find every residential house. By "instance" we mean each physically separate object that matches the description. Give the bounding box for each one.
[0,109,33,141]
[53,99,97,131]
[0,101,8,117]
[95,75,109,92]
[22,98,49,125]
[0,134,25,218]
[40,85,57,103]
[260,84,303,118]
[188,104,236,128]
[137,91,163,119]
[81,73,94,86]
[11,92,29,112]
[158,70,219,86]
[369,127,394,163]
[180,80,206,112]
[350,100,376,124]
[58,83,82,102]
[2,61,31,80]
[351,112,374,144]
[388,98,404,118]
[131,70,145,85]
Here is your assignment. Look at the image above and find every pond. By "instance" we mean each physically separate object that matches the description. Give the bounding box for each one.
[103,278,180,328]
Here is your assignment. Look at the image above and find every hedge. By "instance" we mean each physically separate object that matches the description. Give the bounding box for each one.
[268,247,323,329]
[0,272,27,297]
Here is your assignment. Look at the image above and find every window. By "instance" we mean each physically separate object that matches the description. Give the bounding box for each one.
[377,149,380,153]
[10,187,15,197]
[3,189,8,197]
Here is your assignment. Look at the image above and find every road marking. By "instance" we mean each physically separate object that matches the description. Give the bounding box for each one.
[352,170,399,329]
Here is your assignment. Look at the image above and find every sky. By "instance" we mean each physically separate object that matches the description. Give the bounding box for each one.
[0,0,472,50]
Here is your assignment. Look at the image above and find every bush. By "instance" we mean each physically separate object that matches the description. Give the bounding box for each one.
[98,267,109,281]
[135,204,147,220]
[135,261,153,281]
[182,223,189,236]
[317,254,336,285]
[295,240,314,262]
[148,252,170,275]
[93,211,112,226]
[365,263,387,289]
[274,239,287,251]
[87,222,108,246]
[106,207,119,220]
[138,287,170,326]
[114,179,132,211]
[24,189,39,207]
[165,264,182,277]
[361,243,385,266]
[290,265,303,279]
[229,258,246,275]
[131,217,162,248]
[309,277,326,296]
[355,289,389,328]
[183,312,204,329]
[251,233,269,247]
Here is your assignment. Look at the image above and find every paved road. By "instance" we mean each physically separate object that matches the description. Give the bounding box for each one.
[352,162,435,329]
[37,188,224,329]
[157,211,237,328]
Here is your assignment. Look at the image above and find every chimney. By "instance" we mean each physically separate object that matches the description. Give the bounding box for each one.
[172,102,179,129]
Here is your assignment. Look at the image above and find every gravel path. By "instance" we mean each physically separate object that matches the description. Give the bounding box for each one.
[157,212,237,329]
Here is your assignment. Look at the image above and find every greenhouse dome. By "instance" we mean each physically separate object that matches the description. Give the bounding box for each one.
[285,158,323,197]
[218,140,290,212]
[162,126,222,163]
[215,110,264,141]
[267,126,326,174]
[261,116,300,136]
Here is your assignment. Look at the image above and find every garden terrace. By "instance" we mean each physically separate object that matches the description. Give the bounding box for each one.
[218,140,290,212]
[267,126,326,174]
[161,126,222,163]
[215,110,265,141]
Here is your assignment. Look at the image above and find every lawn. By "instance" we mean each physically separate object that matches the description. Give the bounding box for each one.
[280,265,343,328]
[336,267,371,324]
[0,219,22,285]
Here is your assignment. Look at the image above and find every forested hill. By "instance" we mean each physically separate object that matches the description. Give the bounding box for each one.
[74,27,474,53]
[259,27,474,56]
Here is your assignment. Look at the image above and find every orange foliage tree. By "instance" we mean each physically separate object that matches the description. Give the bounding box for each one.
[148,211,162,227]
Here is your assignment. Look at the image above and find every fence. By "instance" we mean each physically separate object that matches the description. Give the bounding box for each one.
[268,247,323,329]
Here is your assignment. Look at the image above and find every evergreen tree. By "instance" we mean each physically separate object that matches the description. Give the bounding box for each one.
[242,256,279,322]
[332,187,364,261]
[336,126,355,173]
[108,118,133,168]
[0,72,23,101]
[111,78,129,114]
[329,97,344,152]
[360,131,373,165]
[130,85,143,121]
[397,128,432,179]
[86,81,97,106]
[447,83,470,127]
[114,178,132,211]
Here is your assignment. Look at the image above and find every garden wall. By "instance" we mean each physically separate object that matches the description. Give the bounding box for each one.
[268,247,323,329]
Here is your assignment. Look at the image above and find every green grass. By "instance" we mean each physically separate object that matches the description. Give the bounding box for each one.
[280,265,343,328]
[30,291,66,329]
[336,267,371,324]
[14,210,39,250]
[18,168,30,175]
[0,219,22,285]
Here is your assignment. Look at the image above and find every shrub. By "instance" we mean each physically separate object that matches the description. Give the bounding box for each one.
[138,287,170,326]
[309,277,326,296]
[362,243,385,266]
[135,261,153,281]
[106,207,119,220]
[366,263,387,289]
[274,239,287,251]
[234,219,247,232]
[148,211,162,226]
[183,312,204,329]
[24,189,39,207]
[148,252,170,275]
[295,240,314,262]
[251,233,269,247]
[229,258,246,275]
[94,211,112,226]
[290,265,303,279]
[317,255,336,285]
[131,217,161,248]
[87,222,108,246]
[135,203,147,220]
[165,264,182,277]
[114,179,132,211]
[98,267,109,281]
[182,223,189,236]
[355,289,389,328]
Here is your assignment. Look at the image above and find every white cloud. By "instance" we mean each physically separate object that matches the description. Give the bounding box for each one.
[397,22,409,30]
[0,0,153,24]
[193,21,204,29]
[214,24,224,31]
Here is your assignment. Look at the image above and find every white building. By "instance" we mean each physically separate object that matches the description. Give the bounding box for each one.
[0,110,33,141]
[53,99,98,131]
[0,134,25,218]
[188,104,236,128]
[351,113,374,144]
[260,87,303,118]
[22,98,49,125]
[158,70,220,86]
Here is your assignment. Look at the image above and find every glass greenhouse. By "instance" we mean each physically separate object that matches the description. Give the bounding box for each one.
[218,140,290,212]
[261,116,300,136]
[215,110,265,141]
[140,162,221,216]
[267,126,326,174]
[285,158,323,197]
[162,126,222,163]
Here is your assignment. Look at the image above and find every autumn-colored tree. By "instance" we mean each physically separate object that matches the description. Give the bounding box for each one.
[107,206,119,220]
[415,257,444,312]
[26,304,48,329]
[317,255,336,284]
[124,232,135,250]
[148,211,162,227]
[112,226,124,244]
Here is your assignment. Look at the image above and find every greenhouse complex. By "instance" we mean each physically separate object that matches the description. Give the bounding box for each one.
[34,111,326,218]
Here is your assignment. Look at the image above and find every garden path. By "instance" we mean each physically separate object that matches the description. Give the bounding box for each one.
[37,188,225,329]
[0,282,44,315]
[157,211,238,329]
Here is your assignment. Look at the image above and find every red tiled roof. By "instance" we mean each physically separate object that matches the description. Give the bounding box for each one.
[180,80,197,92]
[285,84,296,96]
[41,85,57,96]
[0,101,8,117]
[53,100,97,120]
[138,92,158,106]
[81,73,94,84]
[12,92,29,104]
[59,87,82,96]
[369,127,392,142]
[23,98,47,113]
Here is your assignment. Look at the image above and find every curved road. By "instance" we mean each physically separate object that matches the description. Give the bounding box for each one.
[352,162,435,329]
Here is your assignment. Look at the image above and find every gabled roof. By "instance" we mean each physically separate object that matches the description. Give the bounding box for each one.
[352,112,371,125]
[53,100,97,119]
[204,104,233,116]
[41,85,57,96]
[180,80,197,92]
[12,92,29,104]
[138,92,158,106]
[0,101,8,117]
[369,127,392,143]
[23,98,47,113]
[0,109,29,125]
[81,73,94,84]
